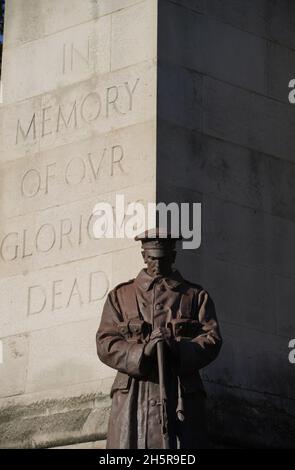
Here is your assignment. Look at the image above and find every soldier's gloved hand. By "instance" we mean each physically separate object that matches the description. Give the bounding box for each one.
[159,326,175,351]
[143,327,175,358]
[143,327,166,358]
[161,326,178,360]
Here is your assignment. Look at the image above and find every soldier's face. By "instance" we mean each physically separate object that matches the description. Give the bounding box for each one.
[143,251,176,278]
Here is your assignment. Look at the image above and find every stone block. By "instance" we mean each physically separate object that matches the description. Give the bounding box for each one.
[203,322,295,399]
[158,63,203,130]
[25,317,113,393]
[111,0,157,71]
[111,245,144,286]
[203,76,295,162]
[204,0,268,39]
[0,121,156,217]
[167,0,204,12]
[4,0,145,47]
[267,41,295,103]
[0,334,29,398]
[0,181,155,279]
[176,251,276,334]
[2,16,111,104]
[267,0,295,50]
[275,275,295,338]
[0,253,112,338]
[159,2,267,94]
[200,193,295,279]
[157,122,295,222]
[1,60,156,163]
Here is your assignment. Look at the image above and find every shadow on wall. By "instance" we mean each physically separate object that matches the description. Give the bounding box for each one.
[155,0,295,449]
[173,229,295,449]
[0,0,5,78]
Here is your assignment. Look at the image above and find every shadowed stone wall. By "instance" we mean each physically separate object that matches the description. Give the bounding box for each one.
[157,0,295,448]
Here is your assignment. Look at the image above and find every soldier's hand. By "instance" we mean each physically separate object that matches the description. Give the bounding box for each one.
[194,332,217,349]
[144,327,174,358]
[143,328,164,357]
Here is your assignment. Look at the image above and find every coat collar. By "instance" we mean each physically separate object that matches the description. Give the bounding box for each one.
[134,268,184,291]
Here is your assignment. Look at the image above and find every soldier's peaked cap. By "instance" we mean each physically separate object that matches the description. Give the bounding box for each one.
[134,228,182,255]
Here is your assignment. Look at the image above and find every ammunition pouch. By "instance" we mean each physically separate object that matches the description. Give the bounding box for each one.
[167,319,202,340]
[117,320,151,343]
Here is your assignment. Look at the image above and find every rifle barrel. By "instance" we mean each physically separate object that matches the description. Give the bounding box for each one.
[157,340,170,449]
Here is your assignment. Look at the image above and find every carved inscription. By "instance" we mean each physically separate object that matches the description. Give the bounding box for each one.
[15,78,140,145]
[27,270,109,316]
[0,214,95,262]
[62,38,92,74]
[20,145,125,198]
[0,199,142,263]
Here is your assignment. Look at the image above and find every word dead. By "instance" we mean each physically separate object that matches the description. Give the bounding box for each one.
[27,270,109,316]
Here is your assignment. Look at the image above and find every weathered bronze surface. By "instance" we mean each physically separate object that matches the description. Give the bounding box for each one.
[96,229,222,449]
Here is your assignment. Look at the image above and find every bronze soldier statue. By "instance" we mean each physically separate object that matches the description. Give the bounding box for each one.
[96,229,222,449]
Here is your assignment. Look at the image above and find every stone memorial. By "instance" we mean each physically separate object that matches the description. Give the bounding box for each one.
[0,0,295,449]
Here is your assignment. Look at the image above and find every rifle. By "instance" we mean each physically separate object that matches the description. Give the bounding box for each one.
[157,340,170,449]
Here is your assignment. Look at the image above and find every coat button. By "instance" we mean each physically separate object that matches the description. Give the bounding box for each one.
[150,399,156,406]
[155,304,162,310]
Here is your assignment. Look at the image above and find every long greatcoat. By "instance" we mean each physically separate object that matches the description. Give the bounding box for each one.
[96,268,222,449]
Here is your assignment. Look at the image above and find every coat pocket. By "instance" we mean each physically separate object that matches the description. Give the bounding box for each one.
[110,371,131,398]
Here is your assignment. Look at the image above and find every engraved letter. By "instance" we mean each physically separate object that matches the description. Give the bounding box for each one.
[22,229,33,259]
[52,280,63,311]
[21,169,41,198]
[89,271,109,302]
[111,145,124,176]
[59,218,73,249]
[35,224,56,253]
[106,86,125,117]
[125,78,140,111]
[27,285,47,315]
[45,162,57,194]
[67,278,83,307]
[0,233,19,261]
[41,106,53,137]
[87,149,107,180]
[80,92,101,123]
[71,38,90,70]
[62,39,91,74]
[65,157,86,185]
[16,114,36,144]
[56,101,78,133]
